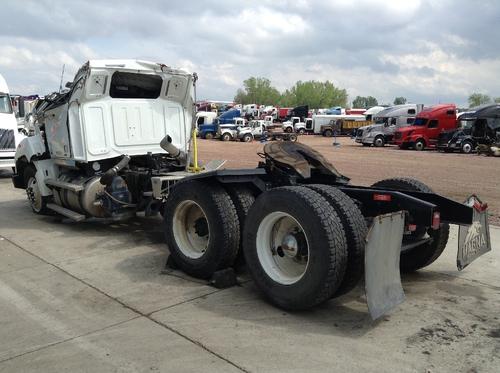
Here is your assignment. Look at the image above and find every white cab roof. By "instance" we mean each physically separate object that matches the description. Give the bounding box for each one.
[87,60,189,75]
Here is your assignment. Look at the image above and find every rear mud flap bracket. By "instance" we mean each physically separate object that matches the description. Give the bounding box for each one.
[365,211,405,320]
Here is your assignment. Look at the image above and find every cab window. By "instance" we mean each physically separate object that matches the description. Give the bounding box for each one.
[110,72,162,99]
[428,120,439,128]
[0,94,13,114]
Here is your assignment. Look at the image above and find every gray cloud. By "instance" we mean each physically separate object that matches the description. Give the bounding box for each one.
[1,0,499,106]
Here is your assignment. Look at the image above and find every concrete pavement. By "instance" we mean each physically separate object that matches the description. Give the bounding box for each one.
[0,170,499,372]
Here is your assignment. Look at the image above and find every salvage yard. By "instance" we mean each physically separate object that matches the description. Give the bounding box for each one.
[198,136,500,225]
[0,136,499,372]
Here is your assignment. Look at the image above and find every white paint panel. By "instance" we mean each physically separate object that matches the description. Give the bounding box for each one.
[85,106,108,155]
[68,102,85,160]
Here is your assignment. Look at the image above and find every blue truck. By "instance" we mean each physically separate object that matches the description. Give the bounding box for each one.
[199,108,241,139]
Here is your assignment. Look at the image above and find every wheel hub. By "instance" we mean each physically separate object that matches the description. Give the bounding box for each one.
[280,234,299,258]
[256,212,310,285]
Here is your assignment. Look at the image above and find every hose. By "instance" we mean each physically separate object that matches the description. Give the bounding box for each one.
[99,155,131,186]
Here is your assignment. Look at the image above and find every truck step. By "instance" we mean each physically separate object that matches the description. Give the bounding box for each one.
[45,178,84,192]
[47,203,86,222]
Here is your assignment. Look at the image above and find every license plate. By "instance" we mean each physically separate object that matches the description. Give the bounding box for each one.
[457,195,491,270]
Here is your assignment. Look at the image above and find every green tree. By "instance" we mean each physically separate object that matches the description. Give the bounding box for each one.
[352,95,378,108]
[233,77,280,105]
[495,97,500,103]
[393,96,407,105]
[468,93,491,107]
[279,80,348,109]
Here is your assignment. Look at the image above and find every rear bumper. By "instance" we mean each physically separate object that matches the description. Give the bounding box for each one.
[0,157,15,169]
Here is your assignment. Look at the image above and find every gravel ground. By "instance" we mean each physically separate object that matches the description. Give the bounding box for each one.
[197,135,500,225]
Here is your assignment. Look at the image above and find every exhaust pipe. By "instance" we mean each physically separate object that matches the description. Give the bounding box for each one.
[160,135,186,163]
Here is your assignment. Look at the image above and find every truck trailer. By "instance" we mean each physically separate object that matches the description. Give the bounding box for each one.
[12,60,492,319]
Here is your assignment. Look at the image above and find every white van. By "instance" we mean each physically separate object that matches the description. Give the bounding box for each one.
[0,74,21,170]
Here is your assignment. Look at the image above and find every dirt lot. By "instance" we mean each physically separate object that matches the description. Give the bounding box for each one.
[198,136,500,225]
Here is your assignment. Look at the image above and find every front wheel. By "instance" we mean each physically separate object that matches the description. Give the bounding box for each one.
[241,133,253,142]
[243,186,348,310]
[204,132,214,140]
[414,139,425,151]
[285,127,293,133]
[24,166,50,214]
[298,128,305,135]
[373,136,385,147]
[323,129,333,137]
[221,133,232,141]
[461,141,473,154]
[288,134,298,142]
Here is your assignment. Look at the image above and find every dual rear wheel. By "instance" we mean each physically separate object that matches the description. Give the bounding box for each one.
[164,182,366,310]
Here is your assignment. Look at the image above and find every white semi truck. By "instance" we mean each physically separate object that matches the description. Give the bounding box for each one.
[12,60,491,319]
[355,104,424,147]
[0,74,24,170]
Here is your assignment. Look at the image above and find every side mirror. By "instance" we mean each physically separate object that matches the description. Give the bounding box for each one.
[65,81,73,88]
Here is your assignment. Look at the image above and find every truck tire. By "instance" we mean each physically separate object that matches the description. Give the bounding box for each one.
[285,127,293,133]
[204,132,214,140]
[24,165,50,214]
[226,185,256,267]
[298,128,306,135]
[373,135,385,147]
[163,180,240,279]
[414,139,425,151]
[243,186,348,310]
[306,185,367,297]
[461,141,473,154]
[371,177,450,273]
[288,134,298,142]
[221,133,232,141]
[323,129,333,137]
[241,133,253,142]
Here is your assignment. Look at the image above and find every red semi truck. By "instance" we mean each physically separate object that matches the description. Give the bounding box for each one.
[393,104,457,150]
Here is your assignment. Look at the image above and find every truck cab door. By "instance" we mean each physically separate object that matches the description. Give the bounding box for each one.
[427,119,440,140]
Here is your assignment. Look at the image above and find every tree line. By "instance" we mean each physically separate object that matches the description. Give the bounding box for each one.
[233,77,500,109]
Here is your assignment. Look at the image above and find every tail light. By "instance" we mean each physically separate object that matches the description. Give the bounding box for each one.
[373,193,392,202]
[431,211,441,230]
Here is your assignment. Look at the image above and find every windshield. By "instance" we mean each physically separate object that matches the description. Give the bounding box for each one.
[458,119,474,130]
[0,94,13,114]
[413,118,428,126]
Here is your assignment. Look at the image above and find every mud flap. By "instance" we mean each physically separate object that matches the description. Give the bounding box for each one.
[365,211,405,320]
[457,195,491,270]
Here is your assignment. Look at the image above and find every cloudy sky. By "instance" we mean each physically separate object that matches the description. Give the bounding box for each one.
[1,0,499,106]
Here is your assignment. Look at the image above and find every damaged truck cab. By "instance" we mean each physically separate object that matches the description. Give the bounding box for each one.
[13,60,194,219]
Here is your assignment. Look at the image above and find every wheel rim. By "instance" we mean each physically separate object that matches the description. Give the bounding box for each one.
[463,143,472,153]
[244,135,251,142]
[223,134,231,141]
[26,176,42,212]
[375,138,383,147]
[172,200,210,259]
[256,212,309,285]
[416,141,424,150]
